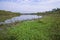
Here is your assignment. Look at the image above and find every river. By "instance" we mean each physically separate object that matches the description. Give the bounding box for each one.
[0,15,42,24]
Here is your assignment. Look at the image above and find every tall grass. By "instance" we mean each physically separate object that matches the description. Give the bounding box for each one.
[0,13,59,40]
[0,9,60,40]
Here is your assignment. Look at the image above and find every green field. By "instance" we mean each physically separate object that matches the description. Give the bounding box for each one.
[0,9,60,40]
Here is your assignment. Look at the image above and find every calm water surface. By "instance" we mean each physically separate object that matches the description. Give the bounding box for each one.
[0,15,42,30]
[5,15,42,23]
[0,15,42,24]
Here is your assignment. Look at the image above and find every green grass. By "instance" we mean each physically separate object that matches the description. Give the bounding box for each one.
[0,10,20,22]
[0,13,59,40]
[0,9,60,40]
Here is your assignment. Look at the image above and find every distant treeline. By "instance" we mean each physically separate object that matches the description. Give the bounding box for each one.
[24,8,60,15]
[36,8,60,15]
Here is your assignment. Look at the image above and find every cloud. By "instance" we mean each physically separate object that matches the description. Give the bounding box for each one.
[0,0,60,13]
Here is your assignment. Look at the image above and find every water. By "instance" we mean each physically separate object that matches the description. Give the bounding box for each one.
[0,15,42,24]
[0,15,42,30]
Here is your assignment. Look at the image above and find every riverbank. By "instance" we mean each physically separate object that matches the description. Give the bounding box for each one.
[0,13,60,40]
[0,9,60,40]
[0,10,20,22]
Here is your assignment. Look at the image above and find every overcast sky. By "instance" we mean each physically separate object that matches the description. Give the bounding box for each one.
[0,0,60,13]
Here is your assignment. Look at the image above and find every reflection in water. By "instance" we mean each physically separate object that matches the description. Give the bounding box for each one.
[1,15,42,24]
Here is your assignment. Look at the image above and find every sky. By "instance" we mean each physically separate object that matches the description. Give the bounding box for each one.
[0,0,60,13]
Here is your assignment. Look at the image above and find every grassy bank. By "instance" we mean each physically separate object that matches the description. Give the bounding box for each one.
[0,10,20,22]
[0,9,60,40]
[0,14,60,40]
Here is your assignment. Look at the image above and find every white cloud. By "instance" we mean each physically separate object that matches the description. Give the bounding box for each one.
[0,0,60,13]
[24,0,29,1]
